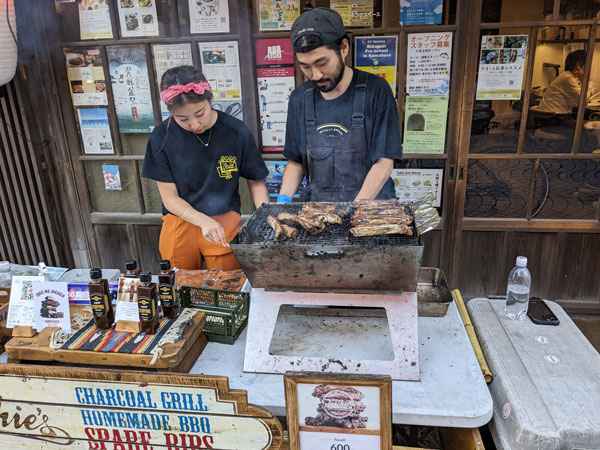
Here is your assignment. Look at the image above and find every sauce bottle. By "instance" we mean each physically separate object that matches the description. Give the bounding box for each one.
[158,260,179,319]
[88,268,115,329]
[137,272,159,334]
[124,260,141,278]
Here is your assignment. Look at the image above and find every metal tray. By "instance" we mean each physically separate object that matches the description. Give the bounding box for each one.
[417,267,453,317]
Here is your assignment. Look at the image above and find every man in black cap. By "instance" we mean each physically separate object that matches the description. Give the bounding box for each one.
[277,7,402,202]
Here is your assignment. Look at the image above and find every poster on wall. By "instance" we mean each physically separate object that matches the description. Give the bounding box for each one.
[265,160,306,198]
[391,168,443,206]
[406,32,452,96]
[198,41,242,101]
[400,0,443,26]
[102,164,122,191]
[189,0,230,34]
[117,0,159,38]
[212,100,243,120]
[476,35,528,100]
[255,38,295,152]
[331,0,373,27]
[402,95,448,154]
[79,0,113,40]
[355,36,398,96]
[259,0,300,31]
[107,46,155,133]
[77,108,114,154]
[64,49,108,106]
[152,43,194,119]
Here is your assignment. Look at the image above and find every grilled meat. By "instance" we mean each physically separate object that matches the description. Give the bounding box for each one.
[281,223,298,239]
[312,384,364,399]
[277,212,325,235]
[267,215,283,242]
[300,209,342,225]
[350,223,413,237]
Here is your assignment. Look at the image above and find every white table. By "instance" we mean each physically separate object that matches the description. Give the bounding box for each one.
[190,301,493,427]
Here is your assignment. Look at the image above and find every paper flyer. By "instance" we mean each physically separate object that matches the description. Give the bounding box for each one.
[402,95,448,154]
[476,35,528,100]
[212,100,243,120]
[117,0,159,38]
[78,108,114,154]
[6,276,45,329]
[102,164,122,190]
[152,43,194,119]
[259,0,300,31]
[189,0,230,34]
[115,277,141,323]
[79,0,113,40]
[107,46,155,133]
[331,0,373,27]
[32,282,71,333]
[391,168,443,206]
[406,32,452,96]
[354,36,398,96]
[255,38,295,151]
[265,160,306,198]
[198,41,242,101]
[400,0,443,26]
[64,49,108,107]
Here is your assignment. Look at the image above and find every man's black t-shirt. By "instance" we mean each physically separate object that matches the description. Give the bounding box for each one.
[142,111,268,217]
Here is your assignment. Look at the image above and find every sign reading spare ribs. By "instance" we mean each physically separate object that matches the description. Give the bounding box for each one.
[0,364,283,450]
[284,372,392,450]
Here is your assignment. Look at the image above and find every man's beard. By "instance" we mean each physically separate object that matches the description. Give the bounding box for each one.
[312,53,346,93]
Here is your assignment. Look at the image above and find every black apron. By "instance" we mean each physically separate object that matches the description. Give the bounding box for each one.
[303,71,395,201]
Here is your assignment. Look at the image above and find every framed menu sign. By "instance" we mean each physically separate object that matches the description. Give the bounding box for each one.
[284,372,392,450]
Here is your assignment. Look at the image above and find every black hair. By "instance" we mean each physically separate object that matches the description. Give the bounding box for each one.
[294,33,351,54]
[160,65,213,112]
[564,50,586,72]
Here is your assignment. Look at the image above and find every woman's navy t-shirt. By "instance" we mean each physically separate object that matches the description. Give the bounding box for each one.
[142,111,268,217]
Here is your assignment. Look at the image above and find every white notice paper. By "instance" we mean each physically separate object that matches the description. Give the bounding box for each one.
[118,0,159,37]
[198,41,242,101]
[189,0,230,34]
[115,277,141,323]
[32,282,71,333]
[6,276,44,329]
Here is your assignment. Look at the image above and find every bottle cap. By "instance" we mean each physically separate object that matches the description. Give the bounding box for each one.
[125,260,138,271]
[516,256,527,267]
[160,260,171,271]
[140,272,152,282]
[0,261,9,272]
[89,268,102,279]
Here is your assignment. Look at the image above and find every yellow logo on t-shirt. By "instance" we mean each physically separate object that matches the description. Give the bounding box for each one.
[217,156,238,179]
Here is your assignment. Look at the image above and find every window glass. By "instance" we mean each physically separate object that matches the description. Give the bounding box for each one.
[579,39,600,153]
[558,1,600,20]
[84,161,140,213]
[482,0,552,23]
[121,133,151,156]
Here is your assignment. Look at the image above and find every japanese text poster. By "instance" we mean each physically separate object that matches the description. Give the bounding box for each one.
[64,49,108,106]
[32,282,71,333]
[198,41,242,101]
[77,108,114,154]
[331,0,374,27]
[406,32,452,96]
[102,164,122,190]
[255,38,295,151]
[402,95,448,153]
[152,43,193,119]
[117,0,159,38]
[189,0,230,34]
[265,160,306,198]
[476,35,528,100]
[259,0,300,31]
[79,0,113,40]
[400,0,443,26]
[391,168,443,206]
[107,46,155,133]
[355,36,398,96]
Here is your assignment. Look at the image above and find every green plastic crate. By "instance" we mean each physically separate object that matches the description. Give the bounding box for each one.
[178,285,249,344]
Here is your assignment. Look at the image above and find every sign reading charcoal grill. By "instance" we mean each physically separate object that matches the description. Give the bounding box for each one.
[0,364,283,449]
[284,372,392,450]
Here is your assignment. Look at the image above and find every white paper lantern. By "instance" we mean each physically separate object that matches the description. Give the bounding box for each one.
[0,0,17,86]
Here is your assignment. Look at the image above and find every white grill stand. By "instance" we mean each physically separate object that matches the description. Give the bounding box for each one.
[243,288,420,381]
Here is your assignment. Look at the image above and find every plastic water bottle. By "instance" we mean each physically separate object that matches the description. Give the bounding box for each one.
[0,261,13,287]
[505,256,531,320]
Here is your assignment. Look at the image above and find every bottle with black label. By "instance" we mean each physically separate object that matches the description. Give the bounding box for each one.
[137,272,159,334]
[158,260,179,319]
[124,260,141,278]
[88,268,115,329]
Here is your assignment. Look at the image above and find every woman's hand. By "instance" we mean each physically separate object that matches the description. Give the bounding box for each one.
[198,215,228,246]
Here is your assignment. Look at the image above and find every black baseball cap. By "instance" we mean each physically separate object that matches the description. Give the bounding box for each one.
[291,8,346,53]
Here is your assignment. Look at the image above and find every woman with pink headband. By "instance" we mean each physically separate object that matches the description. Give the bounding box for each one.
[142,66,269,270]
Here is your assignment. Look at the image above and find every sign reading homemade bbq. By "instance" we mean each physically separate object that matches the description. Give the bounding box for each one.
[0,364,283,449]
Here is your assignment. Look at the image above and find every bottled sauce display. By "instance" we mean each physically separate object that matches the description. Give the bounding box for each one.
[88,268,115,329]
[0,261,13,287]
[158,260,179,319]
[124,260,141,278]
[505,256,532,320]
[137,272,159,334]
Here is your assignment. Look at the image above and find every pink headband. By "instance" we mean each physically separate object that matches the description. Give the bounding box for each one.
[160,82,212,104]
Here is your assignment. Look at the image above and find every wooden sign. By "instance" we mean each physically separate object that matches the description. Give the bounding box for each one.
[0,364,283,449]
[284,372,392,450]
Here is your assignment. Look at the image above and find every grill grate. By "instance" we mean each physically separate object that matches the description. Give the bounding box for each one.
[236,202,420,246]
